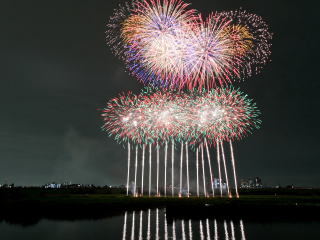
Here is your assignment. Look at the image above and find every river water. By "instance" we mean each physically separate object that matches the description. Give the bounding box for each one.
[0,208,319,239]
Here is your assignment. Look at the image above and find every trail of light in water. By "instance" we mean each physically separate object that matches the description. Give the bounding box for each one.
[164,212,168,240]
[206,219,211,239]
[156,208,159,240]
[157,142,160,196]
[147,209,151,240]
[179,142,184,197]
[216,140,223,197]
[186,142,190,197]
[164,141,168,197]
[182,220,186,240]
[199,220,205,240]
[149,143,152,197]
[138,210,143,240]
[134,146,138,197]
[201,144,207,197]
[205,139,215,197]
[230,220,235,240]
[214,219,218,240]
[141,145,145,196]
[189,219,193,240]
[224,220,229,240]
[122,211,127,240]
[131,211,135,240]
[220,141,231,197]
[172,220,176,240]
[240,220,246,240]
[126,143,130,196]
[229,141,239,198]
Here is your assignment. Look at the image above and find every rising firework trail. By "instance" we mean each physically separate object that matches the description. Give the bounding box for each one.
[216,140,223,197]
[126,142,131,196]
[185,142,190,197]
[205,138,214,197]
[230,140,239,198]
[157,142,160,196]
[220,141,231,197]
[201,144,207,197]
[172,140,175,197]
[179,142,184,197]
[164,141,168,197]
[196,147,199,197]
[141,144,145,195]
[149,143,152,196]
[134,146,138,197]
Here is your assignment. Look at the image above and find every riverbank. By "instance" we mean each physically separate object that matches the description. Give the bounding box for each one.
[1,190,320,225]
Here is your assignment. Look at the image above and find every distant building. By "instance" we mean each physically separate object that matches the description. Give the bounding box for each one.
[240,177,263,189]
[44,183,61,189]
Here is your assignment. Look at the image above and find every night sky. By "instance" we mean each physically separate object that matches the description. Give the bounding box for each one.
[1,0,319,187]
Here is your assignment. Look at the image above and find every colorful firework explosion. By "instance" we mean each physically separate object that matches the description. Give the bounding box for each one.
[106,0,272,90]
[101,87,261,146]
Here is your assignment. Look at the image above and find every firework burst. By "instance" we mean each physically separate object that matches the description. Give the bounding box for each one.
[106,1,272,90]
[101,87,261,146]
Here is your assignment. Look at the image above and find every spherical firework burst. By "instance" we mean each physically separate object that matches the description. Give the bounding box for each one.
[187,88,261,145]
[101,87,261,146]
[217,9,273,77]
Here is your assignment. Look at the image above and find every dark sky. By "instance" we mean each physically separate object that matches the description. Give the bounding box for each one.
[1,0,319,187]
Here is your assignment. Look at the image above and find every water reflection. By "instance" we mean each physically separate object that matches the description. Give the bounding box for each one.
[122,209,246,240]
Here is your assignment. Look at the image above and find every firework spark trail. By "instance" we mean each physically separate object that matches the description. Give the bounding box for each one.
[134,146,138,197]
[229,140,239,198]
[131,211,135,240]
[185,142,190,197]
[206,219,211,239]
[240,220,246,240]
[127,142,131,196]
[141,144,145,195]
[216,140,223,197]
[179,142,184,197]
[201,144,207,197]
[122,211,127,240]
[139,210,143,240]
[149,143,152,196]
[172,140,175,197]
[147,209,151,240]
[220,141,231,197]
[157,141,160,196]
[205,139,215,197]
[189,219,193,240]
[196,147,199,197]
[164,141,168,197]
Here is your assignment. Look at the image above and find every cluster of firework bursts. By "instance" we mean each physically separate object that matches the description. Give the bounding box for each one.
[102,0,272,198]
[106,0,272,89]
[102,87,261,145]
